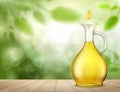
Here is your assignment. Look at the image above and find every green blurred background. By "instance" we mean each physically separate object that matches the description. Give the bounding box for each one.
[0,0,120,79]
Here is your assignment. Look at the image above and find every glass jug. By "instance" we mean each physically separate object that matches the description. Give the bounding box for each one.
[71,22,108,87]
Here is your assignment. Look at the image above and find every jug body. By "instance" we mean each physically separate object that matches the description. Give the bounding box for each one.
[71,23,108,87]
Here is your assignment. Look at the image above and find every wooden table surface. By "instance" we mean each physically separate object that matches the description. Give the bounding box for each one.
[0,80,119,92]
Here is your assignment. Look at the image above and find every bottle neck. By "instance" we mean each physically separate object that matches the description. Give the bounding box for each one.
[81,23,96,42]
[85,29,94,42]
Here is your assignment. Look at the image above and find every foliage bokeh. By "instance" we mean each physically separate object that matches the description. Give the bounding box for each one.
[0,0,120,79]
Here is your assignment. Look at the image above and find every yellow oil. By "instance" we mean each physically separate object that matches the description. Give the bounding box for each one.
[86,10,93,20]
[71,42,108,87]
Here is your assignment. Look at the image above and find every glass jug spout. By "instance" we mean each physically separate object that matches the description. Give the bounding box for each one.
[81,22,97,42]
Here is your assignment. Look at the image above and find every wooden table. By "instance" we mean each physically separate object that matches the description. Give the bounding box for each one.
[0,80,120,92]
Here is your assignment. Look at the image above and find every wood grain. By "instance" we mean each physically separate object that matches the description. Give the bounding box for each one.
[55,80,74,92]
[0,80,119,92]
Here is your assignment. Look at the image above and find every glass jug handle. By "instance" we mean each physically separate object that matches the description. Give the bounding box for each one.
[94,31,107,54]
